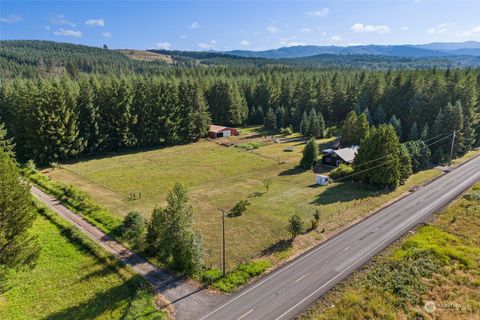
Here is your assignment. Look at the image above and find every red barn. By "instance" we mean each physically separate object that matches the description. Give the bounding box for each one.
[208,125,239,139]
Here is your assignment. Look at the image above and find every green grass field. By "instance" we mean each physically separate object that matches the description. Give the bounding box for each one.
[0,205,164,320]
[45,132,449,269]
[301,182,480,320]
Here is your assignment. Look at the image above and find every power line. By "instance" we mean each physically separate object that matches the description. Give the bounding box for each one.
[332,130,459,183]
[353,130,458,170]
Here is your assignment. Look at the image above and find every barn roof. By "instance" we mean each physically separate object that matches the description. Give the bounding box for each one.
[209,125,229,133]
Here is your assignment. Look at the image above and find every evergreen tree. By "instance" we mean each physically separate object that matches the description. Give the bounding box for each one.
[300,137,319,169]
[363,107,372,124]
[0,146,40,292]
[399,144,413,183]
[77,78,100,153]
[354,113,370,144]
[373,105,386,125]
[307,109,322,138]
[25,80,83,164]
[353,125,404,189]
[420,123,429,141]
[300,111,309,136]
[409,122,419,141]
[342,111,358,146]
[207,81,248,126]
[287,214,304,239]
[389,115,402,139]
[404,140,431,172]
[178,80,211,142]
[98,78,136,150]
[264,107,277,131]
[275,106,285,129]
[0,122,14,157]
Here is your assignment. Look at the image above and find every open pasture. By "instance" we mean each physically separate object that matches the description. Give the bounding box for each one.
[46,132,442,269]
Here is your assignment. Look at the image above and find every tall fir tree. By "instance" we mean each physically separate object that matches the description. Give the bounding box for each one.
[0,146,40,292]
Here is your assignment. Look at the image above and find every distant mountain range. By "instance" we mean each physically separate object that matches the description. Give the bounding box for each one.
[224,41,480,59]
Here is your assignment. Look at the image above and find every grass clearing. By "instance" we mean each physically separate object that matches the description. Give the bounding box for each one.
[300,182,480,320]
[44,133,476,270]
[0,203,165,320]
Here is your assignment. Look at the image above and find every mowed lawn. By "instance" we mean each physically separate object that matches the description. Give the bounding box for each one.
[0,212,161,320]
[46,138,445,269]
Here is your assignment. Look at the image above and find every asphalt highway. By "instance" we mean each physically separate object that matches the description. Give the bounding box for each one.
[200,156,480,320]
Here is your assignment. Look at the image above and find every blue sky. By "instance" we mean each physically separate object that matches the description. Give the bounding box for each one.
[1,1,480,51]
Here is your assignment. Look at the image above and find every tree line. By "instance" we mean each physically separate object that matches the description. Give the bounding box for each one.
[1,66,479,165]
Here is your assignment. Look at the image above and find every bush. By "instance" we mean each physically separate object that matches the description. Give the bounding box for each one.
[236,142,261,150]
[121,211,146,248]
[287,214,304,239]
[329,163,354,181]
[199,268,223,284]
[280,126,293,135]
[228,199,250,217]
[211,260,271,292]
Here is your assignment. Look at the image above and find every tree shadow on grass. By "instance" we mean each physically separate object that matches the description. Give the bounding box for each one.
[279,166,308,176]
[311,182,387,206]
[43,275,146,320]
[260,238,293,256]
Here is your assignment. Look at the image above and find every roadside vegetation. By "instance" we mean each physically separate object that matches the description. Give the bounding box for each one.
[301,183,480,320]
[0,202,166,320]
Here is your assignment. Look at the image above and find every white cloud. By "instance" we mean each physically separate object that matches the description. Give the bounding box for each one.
[300,27,312,33]
[85,18,104,27]
[426,23,450,35]
[266,26,280,34]
[54,28,82,37]
[351,23,390,34]
[198,40,216,50]
[156,42,172,50]
[51,14,76,27]
[102,32,112,38]
[401,26,409,31]
[180,35,187,39]
[279,36,304,47]
[471,26,480,33]
[240,40,250,46]
[330,35,345,44]
[45,25,51,31]
[307,8,330,17]
[0,14,22,24]
[190,21,200,29]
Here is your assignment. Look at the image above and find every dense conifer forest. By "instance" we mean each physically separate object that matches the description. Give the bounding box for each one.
[0,40,479,164]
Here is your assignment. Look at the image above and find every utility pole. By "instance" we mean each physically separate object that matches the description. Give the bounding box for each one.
[219,208,226,277]
[450,130,456,162]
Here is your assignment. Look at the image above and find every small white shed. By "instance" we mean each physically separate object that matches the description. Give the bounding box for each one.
[315,175,329,186]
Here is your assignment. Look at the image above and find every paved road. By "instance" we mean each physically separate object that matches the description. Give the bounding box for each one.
[200,156,480,320]
[31,186,220,320]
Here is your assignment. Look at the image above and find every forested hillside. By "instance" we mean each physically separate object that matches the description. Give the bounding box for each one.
[0,40,479,165]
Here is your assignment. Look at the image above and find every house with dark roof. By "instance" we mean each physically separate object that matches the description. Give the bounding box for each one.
[321,146,359,167]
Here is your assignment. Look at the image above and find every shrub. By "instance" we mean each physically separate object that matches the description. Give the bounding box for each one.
[287,214,304,239]
[236,142,261,150]
[280,126,293,135]
[211,260,271,292]
[228,199,250,217]
[464,192,480,201]
[121,211,146,248]
[329,163,354,181]
[199,268,223,284]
